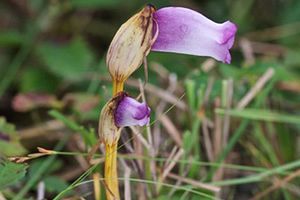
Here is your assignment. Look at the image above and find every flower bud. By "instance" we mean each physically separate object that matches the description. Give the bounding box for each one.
[106,5,156,84]
[99,92,151,145]
[114,94,150,127]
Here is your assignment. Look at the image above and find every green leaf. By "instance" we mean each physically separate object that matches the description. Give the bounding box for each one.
[0,160,28,190]
[0,30,23,46]
[38,38,93,80]
[0,117,27,156]
[19,67,60,92]
[0,141,27,157]
[44,176,70,194]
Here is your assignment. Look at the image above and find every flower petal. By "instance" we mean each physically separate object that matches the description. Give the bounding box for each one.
[115,95,150,127]
[151,7,237,63]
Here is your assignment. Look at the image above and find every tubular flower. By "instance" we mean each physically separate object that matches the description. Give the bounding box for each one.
[152,7,237,64]
[98,92,150,145]
[106,6,237,86]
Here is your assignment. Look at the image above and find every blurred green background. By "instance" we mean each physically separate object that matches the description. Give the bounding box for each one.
[0,0,300,199]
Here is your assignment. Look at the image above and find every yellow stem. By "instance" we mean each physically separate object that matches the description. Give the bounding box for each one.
[105,143,120,200]
[113,79,124,96]
[103,79,124,199]
[93,172,101,200]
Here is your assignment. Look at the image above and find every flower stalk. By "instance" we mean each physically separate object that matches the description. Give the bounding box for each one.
[112,80,124,96]
[104,143,119,200]
[100,95,122,200]
[103,83,122,200]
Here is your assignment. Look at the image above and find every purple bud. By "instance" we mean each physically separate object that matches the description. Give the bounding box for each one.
[114,94,151,127]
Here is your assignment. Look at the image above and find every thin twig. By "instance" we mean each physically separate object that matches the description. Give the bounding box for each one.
[138,79,153,147]
[167,166,190,197]
[201,58,216,73]
[164,146,178,169]
[239,38,255,66]
[161,148,185,181]
[203,77,215,105]
[167,173,221,193]
[222,79,233,146]
[202,118,214,162]
[213,98,222,160]
[237,68,275,109]
[120,159,132,200]
[130,127,151,151]
[160,115,182,147]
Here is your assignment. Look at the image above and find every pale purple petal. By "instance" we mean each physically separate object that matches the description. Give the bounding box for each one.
[115,95,150,127]
[151,7,237,64]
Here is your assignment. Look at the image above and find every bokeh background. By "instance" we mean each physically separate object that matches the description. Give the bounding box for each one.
[0,0,300,199]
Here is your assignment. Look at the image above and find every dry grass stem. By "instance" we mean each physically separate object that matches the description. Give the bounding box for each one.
[201,58,216,72]
[202,118,214,162]
[130,127,151,151]
[239,38,255,65]
[167,167,190,197]
[203,77,214,105]
[237,68,275,109]
[164,146,178,168]
[160,115,182,147]
[161,148,184,181]
[167,173,221,193]
[138,79,153,147]
[222,79,233,146]
[120,159,132,200]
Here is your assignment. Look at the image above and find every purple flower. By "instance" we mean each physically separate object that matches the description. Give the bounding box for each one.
[151,7,237,64]
[114,94,150,127]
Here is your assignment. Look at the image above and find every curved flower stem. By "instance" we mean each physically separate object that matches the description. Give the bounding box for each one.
[105,143,120,200]
[113,80,124,96]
